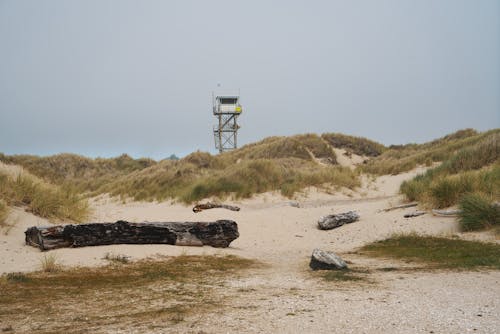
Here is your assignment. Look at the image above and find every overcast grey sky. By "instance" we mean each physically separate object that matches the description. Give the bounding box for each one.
[0,0,499,159]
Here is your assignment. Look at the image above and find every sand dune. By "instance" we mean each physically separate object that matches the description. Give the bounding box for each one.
[1,167,498,333]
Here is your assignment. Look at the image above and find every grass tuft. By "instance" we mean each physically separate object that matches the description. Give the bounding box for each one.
[5,272,30,283]
[40,254,60,273]
[103,252,130,264]
[458,194,500,232]
[0,199,8,227]
[361,234,500,269]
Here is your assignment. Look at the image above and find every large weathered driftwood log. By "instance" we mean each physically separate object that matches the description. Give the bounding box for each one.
[317,211,359,230]
[192,202,240,213]
[25,220,239,251]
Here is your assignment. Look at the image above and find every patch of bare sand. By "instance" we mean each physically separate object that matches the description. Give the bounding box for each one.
[1,167,498,333]
[331,147,367,169]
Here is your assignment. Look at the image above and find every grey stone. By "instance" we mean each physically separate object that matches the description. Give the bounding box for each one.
[317,211,359,230]
[310,249,348,270]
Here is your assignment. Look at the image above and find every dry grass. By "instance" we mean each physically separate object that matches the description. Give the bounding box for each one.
[0,255,259,333]
[458,194,500,232]
[0,199,8,227]
[0,153,156,193]
[360,129,497,175]
[400,133,499,209]
[321,133,386,157]
[0,170,89,222]
[2,129,496,205]
[40,254,60,273]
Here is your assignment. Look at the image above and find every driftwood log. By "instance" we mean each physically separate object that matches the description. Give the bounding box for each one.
[25,220,239,251]
[432,209,461,217]
[317,211,359,230]
[193,202,240,213]
[383,202,418,212]
[404,211,426,218]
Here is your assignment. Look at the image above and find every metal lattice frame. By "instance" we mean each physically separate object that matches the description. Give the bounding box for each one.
[213,95,241,153]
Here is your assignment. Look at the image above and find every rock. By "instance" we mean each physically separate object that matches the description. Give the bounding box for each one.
[309,249,348,270]
[317,211,359,230]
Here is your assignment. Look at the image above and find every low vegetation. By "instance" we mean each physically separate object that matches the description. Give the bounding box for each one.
[458,194,499,232]
[0,170,89,222]
[103,252,130,264]
[0,199,8,227]
[361,234,500,269]
[321,268,369,282]
[0,255,258,333]
[361,129,497,175]
[40,254,60,273]
[0,153,156,193]
[400,132,499,213]
[1,129,497,204]
[321,133,386,157]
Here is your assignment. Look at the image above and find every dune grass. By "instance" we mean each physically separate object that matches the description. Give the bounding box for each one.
[321,133,386,157]
[0,199,8,227]
[0,255,258,333]
[0,153,156,194]
[400,133,499,209]
[458,194,500,232]
[0,170,89,222]
[180,159,359,203]
[1,129,496,205]
[361,234,500,270]
[361,129,497,175]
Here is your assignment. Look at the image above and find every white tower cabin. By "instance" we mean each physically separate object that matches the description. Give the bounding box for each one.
[213,93,243,153]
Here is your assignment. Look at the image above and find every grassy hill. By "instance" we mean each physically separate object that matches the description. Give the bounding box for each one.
[1,129,498,210]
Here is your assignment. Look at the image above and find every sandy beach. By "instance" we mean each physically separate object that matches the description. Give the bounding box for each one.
[1,167,498,333]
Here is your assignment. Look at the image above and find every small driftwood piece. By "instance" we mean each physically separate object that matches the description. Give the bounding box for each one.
[404,211,426,218]
[25,220,239,251]
[318,211,359,230]
[193,202,240,213]
[383,202,418,212]
[432,209,461,217]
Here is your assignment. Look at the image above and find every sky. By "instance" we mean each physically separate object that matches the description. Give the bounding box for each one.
[0,0,499,159]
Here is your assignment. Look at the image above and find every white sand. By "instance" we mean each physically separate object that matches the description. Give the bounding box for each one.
[1,167,499,333]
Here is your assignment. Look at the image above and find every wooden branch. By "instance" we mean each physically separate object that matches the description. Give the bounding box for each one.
[404,211,426,218]
[383,202,418,212]
[193,202,240,213]
[432,209,461,217]
[317,211,359,230]
[25,220,239,251]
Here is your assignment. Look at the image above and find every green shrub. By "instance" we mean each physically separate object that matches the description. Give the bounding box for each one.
[459,194,500,231]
